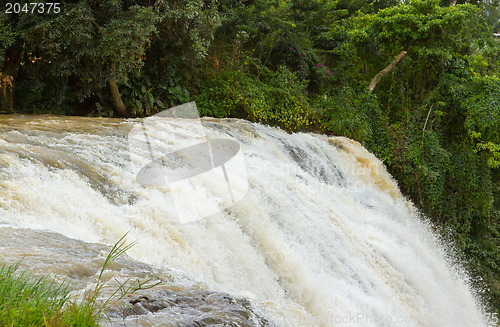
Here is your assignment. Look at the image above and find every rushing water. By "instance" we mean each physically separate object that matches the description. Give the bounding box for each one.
[0,114,488,326]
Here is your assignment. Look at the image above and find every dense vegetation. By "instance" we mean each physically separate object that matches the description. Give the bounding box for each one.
[1,0,499,316]
[0,263,99,326]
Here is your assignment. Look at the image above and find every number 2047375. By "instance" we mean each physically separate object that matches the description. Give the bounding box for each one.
[5,3,61,14]
[487,312,499,327]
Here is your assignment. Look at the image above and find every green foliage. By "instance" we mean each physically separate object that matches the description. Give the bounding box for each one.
[16,76,77,115]
[314,87,385,141]
[195,68,244,118]
[196,60,315,130]
[118,69,169,117]
[216,0,328,93]
[344,0,497,231]
[99,4,159,74]
[462,76,500,167]
[339,0,499,312]
[1,0,220,115]
[0,12,15,68]
[0,262,97,326]
[84,233,160,319]
[158,0,221,59]
[351,0,487,88]
[248,65,315,130]
[1,1,159,114]
[0,234,159,326]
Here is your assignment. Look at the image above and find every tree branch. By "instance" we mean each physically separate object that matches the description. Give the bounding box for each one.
[108,64,129,117]
[368,51,407,94]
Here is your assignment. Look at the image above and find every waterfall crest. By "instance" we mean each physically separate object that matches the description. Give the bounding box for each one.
[0,115,487,326]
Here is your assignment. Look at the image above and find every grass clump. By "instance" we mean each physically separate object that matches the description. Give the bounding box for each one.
[0,233,158,326]
[0,262,97,326]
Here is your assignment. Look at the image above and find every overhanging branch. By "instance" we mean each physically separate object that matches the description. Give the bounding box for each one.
[368,51,407,94]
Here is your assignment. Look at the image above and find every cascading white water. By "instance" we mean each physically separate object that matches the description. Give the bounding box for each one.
[0,114,488,326]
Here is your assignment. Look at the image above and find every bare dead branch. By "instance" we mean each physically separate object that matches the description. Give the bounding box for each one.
[368,51,407,94]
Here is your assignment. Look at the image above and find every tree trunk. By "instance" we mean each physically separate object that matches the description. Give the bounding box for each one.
[108,77,129,117]
[90,20,129,117]
[0,73,14,111]
[1,47,22,111]
[368,51,407,94]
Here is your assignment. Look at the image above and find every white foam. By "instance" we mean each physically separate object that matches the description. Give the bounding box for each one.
[0,116,487,326]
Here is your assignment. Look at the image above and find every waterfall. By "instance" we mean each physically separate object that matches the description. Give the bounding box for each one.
[0,114,487,326]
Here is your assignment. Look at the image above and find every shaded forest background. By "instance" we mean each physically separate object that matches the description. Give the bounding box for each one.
[1,0,500,315]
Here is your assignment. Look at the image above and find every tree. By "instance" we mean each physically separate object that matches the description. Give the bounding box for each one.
[348,0,497,239]
[0,12,16,110]
[0,0,220,116]
[5,1,159,115]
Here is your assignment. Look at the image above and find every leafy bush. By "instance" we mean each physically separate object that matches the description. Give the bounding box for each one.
[196,61,315,131]
[313,87,385,142]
